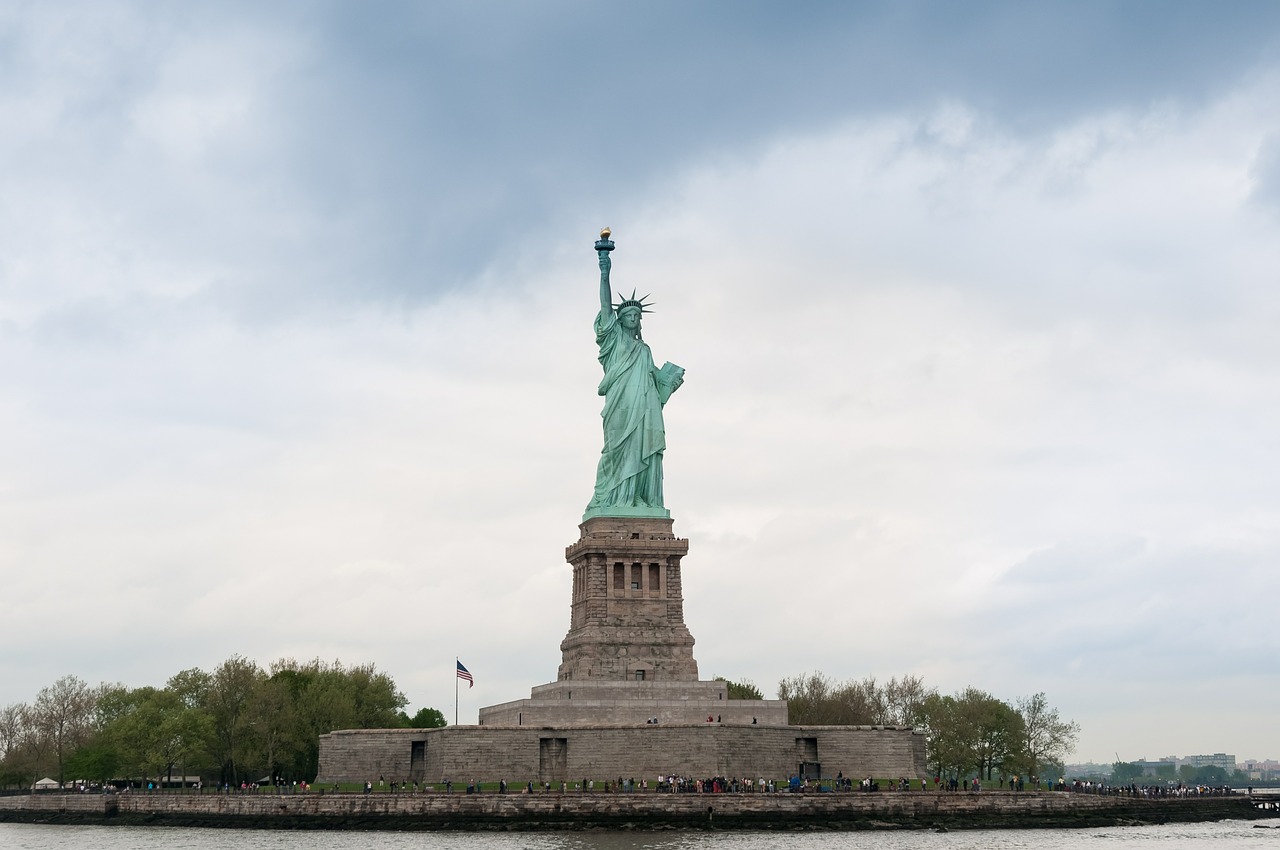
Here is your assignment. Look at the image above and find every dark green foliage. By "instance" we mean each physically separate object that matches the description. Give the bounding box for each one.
[1017,692,1080,778]
[1112,761,1146,784]
[99,686,212,784]
[712,676,764,701]
[779,671,1077,782]
[29,675,96,785]
[778,673,932,727]
[63,741,120,782]
[399,707,447,728]
[2,657,427,787]
[1194,764,1228,784]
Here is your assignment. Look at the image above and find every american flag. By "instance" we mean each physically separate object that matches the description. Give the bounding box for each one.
[456,660,474,688]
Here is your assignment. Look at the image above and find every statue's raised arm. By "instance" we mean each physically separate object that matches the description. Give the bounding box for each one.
[584,228,684,521]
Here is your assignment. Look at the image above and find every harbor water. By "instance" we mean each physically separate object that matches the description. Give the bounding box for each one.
[2,819,1278,850]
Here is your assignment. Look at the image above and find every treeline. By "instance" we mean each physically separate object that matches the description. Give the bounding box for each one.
[0,656,445,789]
[770,673,1079,781]
[1111,760,1244,787]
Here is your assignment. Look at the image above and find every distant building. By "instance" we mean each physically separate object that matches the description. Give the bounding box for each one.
[1064,762,1111,779]
[1180,753,1236,772]
[1238,759,1280,780]
[1114,753,1240,780]
[1132,757,1178,777]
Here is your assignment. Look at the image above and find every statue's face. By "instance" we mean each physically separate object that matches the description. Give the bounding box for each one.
[619,308,641,331]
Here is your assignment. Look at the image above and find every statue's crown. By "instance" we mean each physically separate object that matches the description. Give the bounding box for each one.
[614,289,654,314]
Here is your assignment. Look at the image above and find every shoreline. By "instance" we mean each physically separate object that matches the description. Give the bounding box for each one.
[0,791,1270,831]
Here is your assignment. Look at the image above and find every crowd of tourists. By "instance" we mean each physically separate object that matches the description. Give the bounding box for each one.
[63,779,315,795]
[657,775,781,793]
[1066,779,1236,797]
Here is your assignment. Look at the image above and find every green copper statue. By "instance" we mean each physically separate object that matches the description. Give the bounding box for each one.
[585,229,685,520]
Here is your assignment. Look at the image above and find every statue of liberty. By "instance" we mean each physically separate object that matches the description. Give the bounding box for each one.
[585,229,684,520]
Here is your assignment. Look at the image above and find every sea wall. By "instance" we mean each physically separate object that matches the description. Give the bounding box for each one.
[0,791,1266,831]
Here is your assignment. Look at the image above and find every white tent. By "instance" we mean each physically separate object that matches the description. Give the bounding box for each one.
[33,777,60,790]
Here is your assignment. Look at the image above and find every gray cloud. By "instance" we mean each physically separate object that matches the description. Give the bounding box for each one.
[5,1,1279,324]
[2,0,1280,765]
[1251,132,1280,215]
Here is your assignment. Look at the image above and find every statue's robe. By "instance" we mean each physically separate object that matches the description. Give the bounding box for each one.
[587,307,666,511]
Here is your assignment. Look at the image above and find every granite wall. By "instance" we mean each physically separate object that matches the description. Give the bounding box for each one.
[315,723,927,785]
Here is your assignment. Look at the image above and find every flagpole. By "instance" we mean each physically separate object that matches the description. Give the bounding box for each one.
[455,657,459,726]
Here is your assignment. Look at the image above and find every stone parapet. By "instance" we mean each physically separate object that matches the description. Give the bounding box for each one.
[477,696,788,727]
[479,679,789,726]
[530,679,728,701]
[564,515,688,556]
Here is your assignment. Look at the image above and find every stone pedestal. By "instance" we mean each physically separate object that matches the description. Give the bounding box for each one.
[557,516,697,682]
[476,514,788,728]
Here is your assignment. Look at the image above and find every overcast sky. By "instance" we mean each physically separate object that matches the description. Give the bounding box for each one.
[2,1,1279,765]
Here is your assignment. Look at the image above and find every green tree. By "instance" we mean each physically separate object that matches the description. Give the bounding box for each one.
[961,689,1025,780]
[778,672,936,727]
[0,703,36,788]
[1041,759,1066,782]
[399,707,447,728]
[98,690,149,780]
[206,656,265,784]
[149,689,211,785]
[1112,761,1146,784]
[9,655,412,787]
[713,677,764,701]
[1193,765,1228,785]
[247,675,295,783]
[63,742,120,783]
[163,670,219,780]
[916,693,974,777]
[878,675,934,727]
[779,673,839,724]
[916,688,1026,780]
[30,675,98,786]
[337,662,406,728]
[167,668,213,710]
[0,704,24,764]
[97,686,212,785]
[778,673,878,725]
[266,658,406,780]
[1015,692,1079,778]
